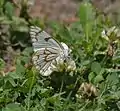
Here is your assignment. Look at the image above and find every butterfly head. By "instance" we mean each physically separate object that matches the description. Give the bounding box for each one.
[61,42,71,60]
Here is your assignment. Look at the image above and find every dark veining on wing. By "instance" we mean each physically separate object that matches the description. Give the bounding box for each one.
[44,37,51,42]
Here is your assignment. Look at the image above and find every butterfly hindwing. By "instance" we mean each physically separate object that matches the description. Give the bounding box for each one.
[33,52,52,76]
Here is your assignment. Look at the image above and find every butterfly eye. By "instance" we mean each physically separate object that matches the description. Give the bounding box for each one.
[64,59,67,62]
[68,53,71,58]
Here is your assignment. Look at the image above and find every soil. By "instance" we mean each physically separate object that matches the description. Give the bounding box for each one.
[30,0,80,22]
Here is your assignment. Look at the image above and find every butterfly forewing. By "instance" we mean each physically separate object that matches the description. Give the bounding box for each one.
[30,26,62,52]
[30,26,64,76]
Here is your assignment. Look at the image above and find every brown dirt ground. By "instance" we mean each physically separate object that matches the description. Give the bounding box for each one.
[28,0,120,24]
[30,0,80,22]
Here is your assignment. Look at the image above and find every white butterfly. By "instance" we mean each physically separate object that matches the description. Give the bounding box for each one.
[30,26,71,76]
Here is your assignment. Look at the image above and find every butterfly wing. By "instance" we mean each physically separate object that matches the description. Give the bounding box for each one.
[30,26,63,76]
[30,26,62,51]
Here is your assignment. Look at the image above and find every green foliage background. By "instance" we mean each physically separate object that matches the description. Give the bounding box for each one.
[0,0,120,111]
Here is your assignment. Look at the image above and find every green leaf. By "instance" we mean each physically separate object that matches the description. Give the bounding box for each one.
[0,0,4,7]
[0,0,4,15]
[0,16,12,24]
[3,103,23,111]
[19,56,30,64]
[91,62,101,74]
[94,74,104,83]
[4,76,16,87]
[5,2,14,18]
[8,77,16,87]
[78,2,95,41]
[69,21,82,40]
[81,60,90,66]
[78,2,94,22]
[15,25,29,32]
[11,17,28,32]
[24,70,36,90]
[88,72,96,83]
[16,59,26,75]
[12,17,28,25]
[9,72,22,79]
[106,73,119,84]
[22,47,33,56]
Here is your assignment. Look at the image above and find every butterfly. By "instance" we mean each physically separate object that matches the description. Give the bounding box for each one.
[30,26,71,76]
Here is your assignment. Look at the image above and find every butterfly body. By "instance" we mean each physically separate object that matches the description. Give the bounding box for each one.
[30,26,71,76]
